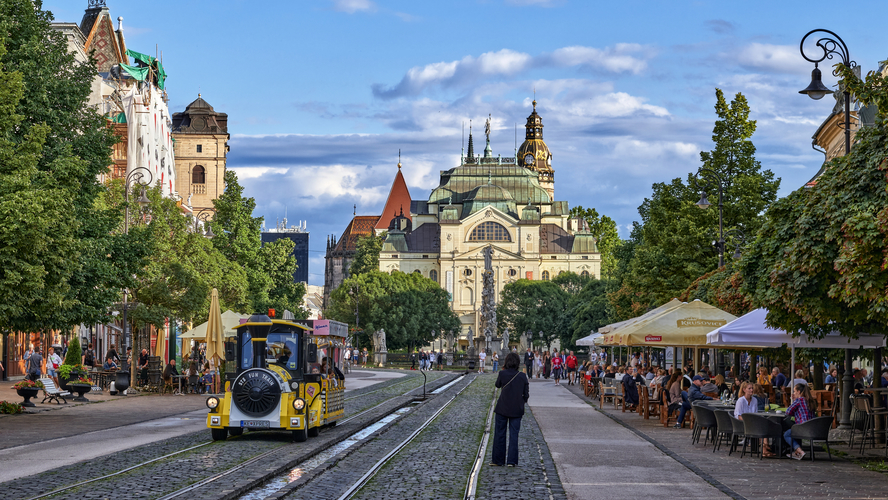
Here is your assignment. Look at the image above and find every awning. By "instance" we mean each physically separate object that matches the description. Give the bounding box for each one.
[706,308,887,348]
[576,332,602,346]
[600,299,738,347]
[598,298,683,335]
[180,310,249,340]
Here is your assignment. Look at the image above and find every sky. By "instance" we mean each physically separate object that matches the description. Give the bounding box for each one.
[45,0,888,286]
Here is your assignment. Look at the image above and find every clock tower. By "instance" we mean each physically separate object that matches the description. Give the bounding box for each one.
[516,100,554,199]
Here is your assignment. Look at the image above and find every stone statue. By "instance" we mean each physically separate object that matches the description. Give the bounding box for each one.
[484,114,491,142]
[467,326,475,357]
[501,328,510,356]
[372,329,387,367]
[483,245,493,271]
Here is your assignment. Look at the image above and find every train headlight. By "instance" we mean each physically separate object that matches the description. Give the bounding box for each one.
[291,382,299,391]
[206,396,220,410]
[293,398,306,411]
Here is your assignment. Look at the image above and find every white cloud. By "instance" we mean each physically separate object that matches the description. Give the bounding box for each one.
[735,43,809,74]
[373,45,652,99]
[332,0,375,14]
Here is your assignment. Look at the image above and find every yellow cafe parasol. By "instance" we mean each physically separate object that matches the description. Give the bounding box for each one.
[204,288,226,393]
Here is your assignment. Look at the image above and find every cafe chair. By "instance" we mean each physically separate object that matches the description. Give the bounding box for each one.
[188,375,200,394]
[729,415,745,455]
[790,416,834,461]
[600,380,615,407]
[613,382,625,410]
[691,405,717,446]
[741,413,783,460]
[853,395,888,453]
[712,410,734,453]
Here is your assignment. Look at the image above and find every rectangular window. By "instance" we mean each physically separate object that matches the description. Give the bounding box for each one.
[423,255,429,258]
[582,256,589,260]
[196,145,203,153]
[551,256,557,259]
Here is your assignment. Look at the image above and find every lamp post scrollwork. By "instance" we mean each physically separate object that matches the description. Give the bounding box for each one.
[123,166,152,388]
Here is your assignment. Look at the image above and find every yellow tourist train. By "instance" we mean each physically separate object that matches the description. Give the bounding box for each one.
[205,313,347,441]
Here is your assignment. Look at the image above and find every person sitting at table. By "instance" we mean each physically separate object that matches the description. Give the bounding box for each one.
[162,359,180,380]
[734,381,757,420]
[652,368,668,387]
[688,375,713,403]
[714,374,729,395]
[825,368,838,385]
[757,366,771,386]
[853,369,867,395]
[699,374,719,395]
[103,356,118,371]
[621,366,640,411]
[773,383,817,460]
[753,384,768,411]
[672,378,692,428]
[603,366,616,379]
[791,369,808,387]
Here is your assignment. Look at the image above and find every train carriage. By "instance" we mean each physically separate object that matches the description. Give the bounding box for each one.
[206,313,347,441]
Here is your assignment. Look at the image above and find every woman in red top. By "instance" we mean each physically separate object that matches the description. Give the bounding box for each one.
[551,352,563,386]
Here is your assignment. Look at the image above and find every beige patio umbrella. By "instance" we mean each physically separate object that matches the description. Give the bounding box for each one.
[204,288,226,393]
[154,325,167,363]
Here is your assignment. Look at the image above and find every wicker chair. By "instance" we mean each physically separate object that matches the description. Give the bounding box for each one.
[729,414,745,455]
[712,410,734,452]
[691,405,717,446]
[741,413,783,460]
[790,416,834,461]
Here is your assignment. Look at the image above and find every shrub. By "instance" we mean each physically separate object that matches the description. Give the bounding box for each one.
[0,401,24,414]
[63,337,82,366]
[12,380,43,390]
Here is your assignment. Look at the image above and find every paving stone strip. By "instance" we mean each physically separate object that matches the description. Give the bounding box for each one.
[475,407,566,500]
[4,372,457,500]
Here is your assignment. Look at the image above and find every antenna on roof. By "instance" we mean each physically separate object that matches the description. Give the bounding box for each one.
[514,123,517,156]
[462,121,465,160]
[353,204,356,216]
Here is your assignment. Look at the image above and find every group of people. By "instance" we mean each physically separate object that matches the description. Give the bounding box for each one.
[521,348,581,385]
[410,350,446,370]
[344,347,370,368]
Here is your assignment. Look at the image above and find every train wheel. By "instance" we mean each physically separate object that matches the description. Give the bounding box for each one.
[307,425,319,437]
[327,421,337,428]
[293,428,308,442]
[229,427,244,436]
[211,428,228,441]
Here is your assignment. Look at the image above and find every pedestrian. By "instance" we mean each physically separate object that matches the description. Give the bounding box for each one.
[566,351,578,385]
[551,352,563,386]
[490,353,529,467]
[492,352,499,372]
[138,348,149,385]
[82,343,96,372]
[478,349,487,373]
[106,344,120,365]
[410,351,417,370]
[523,348,534,377]
[543,351,551,379]
[24,347,43,381]
[46,347,62,386]
[534,352,542,378]
[438,350,445,369]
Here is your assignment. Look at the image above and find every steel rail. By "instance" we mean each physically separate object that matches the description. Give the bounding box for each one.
[464,386,497,500]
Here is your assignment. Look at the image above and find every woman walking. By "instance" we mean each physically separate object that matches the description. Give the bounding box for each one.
[490,353,529,467]
[543,351,551,379]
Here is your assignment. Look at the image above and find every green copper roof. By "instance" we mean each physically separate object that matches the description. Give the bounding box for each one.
[429,163,551,207]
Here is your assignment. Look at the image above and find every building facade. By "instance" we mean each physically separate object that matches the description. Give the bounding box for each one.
[172,95,230,214]
[262,219,310,284]
[324,103,601,349]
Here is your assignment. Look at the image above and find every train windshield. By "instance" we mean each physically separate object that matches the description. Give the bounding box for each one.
[239,331,301,372]
[267,333,300,370]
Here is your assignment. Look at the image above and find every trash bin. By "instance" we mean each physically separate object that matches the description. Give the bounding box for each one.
[468,360,476,371]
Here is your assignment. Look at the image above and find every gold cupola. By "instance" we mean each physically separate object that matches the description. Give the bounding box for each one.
[517,100,554,198]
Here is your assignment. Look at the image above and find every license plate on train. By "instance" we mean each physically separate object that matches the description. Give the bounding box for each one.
[240,420,270,428]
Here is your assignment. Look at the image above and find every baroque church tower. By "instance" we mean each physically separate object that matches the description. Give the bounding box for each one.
[516,100,554,199]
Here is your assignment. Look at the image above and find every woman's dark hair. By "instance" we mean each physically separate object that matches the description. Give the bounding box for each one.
[503,352,521,370]
[666,372,681,391]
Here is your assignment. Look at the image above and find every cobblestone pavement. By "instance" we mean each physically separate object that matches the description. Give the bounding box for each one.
[563,382,888,500]
[476,404,566,500]
[1,370,454,500]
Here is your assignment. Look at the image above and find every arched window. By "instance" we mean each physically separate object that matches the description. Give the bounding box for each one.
[413,269,421,274]
[192,165,206,184]
[581,270,590,278]
[461,287,473,305]
[541,270,550,281]
[430,270,438,282]
[468,221,511,242]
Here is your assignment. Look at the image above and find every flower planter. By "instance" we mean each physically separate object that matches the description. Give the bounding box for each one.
[16,387,39,407]
[115,371,130,394]
[69,384,91,402]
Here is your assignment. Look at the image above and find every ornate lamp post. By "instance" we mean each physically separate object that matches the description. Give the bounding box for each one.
[692,167,728,268]
[195,209,215,238]
[123,167,152,388]
[799,28,858,429]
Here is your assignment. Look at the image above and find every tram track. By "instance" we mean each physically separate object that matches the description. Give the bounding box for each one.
[19,372,459,500]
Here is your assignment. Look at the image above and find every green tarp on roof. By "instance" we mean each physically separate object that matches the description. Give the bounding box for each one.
[123,48,167,90]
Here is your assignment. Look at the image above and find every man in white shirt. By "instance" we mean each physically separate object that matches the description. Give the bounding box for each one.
[478,350,487,373]
[429,351,436,371]
[590,352,598,364]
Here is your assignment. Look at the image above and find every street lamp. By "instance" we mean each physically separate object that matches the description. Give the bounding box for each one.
[124,167,153,388]
[526,329,532,349]
[800,28,858,430]
[692,167,727,267]
[726,227,747,260]
[349,285,360,348]
[799,29,857,156]
[195,209,215,239]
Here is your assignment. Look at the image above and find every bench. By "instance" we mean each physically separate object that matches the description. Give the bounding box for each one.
[39,378,70,404]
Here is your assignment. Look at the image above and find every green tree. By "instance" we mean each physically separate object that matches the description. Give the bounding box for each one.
[498,279,567,349]
[210,170,305,315]
[739,64,888,339]
[349,234,385,276]
[567,279,611,346]
[327,270,458,351]
[614,89,779,313]
[569,205,620,278]
[0,1,143,332]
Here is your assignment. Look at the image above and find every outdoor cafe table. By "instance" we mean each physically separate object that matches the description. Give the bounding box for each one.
[171,374,185,395]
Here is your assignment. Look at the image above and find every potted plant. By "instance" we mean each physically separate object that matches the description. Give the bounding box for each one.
[13,380,43,407]
[0,400,24,414]
[59,337,85,391]
[68,376,91,402]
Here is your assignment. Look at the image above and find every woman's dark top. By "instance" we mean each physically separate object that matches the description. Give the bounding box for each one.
[494,368,529,418]
[717,383,729,394]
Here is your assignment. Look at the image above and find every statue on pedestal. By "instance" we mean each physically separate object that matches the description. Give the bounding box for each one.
[501,328,510,357]
[372,329,387,367]
[467,326,475,357]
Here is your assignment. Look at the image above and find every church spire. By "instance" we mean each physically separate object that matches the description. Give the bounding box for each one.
[466,120,476,163]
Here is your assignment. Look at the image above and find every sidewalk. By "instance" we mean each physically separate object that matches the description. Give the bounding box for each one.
[561,381,888,500]
[527,377,726,499]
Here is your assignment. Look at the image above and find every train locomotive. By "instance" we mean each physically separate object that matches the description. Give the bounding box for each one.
[206,313,347,441]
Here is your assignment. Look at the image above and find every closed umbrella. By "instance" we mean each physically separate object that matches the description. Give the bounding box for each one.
[205,288,225,394]
[154,325,167,364]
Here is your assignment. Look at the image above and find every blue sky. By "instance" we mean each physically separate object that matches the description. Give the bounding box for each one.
[46,0,888,286]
